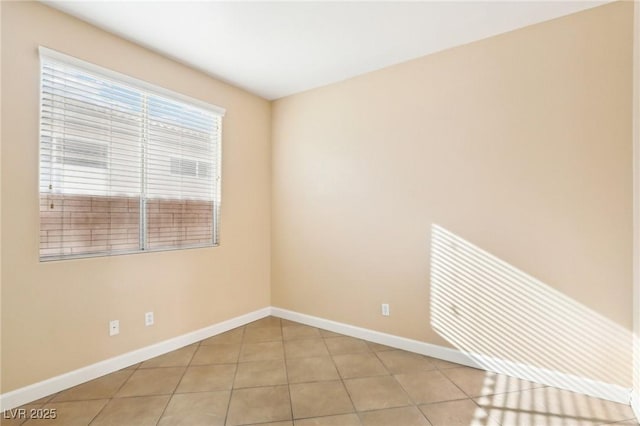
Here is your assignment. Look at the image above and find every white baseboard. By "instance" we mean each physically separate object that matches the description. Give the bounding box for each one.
[271,307,480,368]
[1,306,633,412]
[0,307,270,412]
[271,307,633,405]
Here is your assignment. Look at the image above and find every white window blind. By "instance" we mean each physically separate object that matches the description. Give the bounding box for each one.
[39,47,224,260]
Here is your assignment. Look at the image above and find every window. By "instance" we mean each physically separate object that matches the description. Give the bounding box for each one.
[39,47,225,260]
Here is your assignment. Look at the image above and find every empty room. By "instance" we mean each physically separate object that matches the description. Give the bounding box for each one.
[1,0,640,425]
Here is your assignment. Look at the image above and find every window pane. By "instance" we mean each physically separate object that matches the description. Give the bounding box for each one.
[145,94,220,249]
[40,62,143,197]
[146,199,214,250]
[40,194,140,258]
[39,48,223,260]
[40,59,143,259]
[146,94,219,201]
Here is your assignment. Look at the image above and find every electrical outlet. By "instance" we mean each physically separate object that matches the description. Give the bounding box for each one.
[145,311,154,326]
[381,303,390,316]
[109,320,120,336]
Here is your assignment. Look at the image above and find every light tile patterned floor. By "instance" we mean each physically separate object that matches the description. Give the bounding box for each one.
[2,317,637,425]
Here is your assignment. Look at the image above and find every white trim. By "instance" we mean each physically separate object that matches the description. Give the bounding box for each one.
[0,307,269,412]
[271,307,632,405]
[38,46,226,117]
[272,307,477,367]
[1,306,633,412]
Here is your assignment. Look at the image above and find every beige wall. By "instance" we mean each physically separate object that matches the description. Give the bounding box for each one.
[1,1,271,393]
[272,2,634,387]
[1,0,637,399]
[633,0,640,418]
[0,0,3,397]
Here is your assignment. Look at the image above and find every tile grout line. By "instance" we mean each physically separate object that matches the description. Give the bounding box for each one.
[152,343,200,425]
[281,318,296,425]
[436,365,477,403]
[367,343,434,424]
[22,317,631,425]
[221,325,246,426]
[321,334,362,424]
[370,345,420,412]
[438,366,549,402]
[374,351,437,425]
[87,365,137,425]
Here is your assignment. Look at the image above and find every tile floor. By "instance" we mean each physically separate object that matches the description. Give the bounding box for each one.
[2,317,637,426]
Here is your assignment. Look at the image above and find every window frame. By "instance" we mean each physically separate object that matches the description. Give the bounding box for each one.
[38,47,225,262]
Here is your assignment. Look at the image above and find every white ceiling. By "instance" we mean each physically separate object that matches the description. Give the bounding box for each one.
[43,1,609,100]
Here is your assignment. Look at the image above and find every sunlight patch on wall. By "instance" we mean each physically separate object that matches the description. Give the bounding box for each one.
[430,224,632,390]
